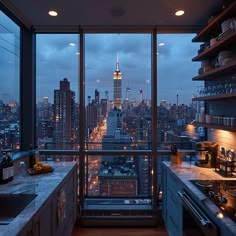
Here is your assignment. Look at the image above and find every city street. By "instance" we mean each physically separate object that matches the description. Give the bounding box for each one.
[87,119,107,195]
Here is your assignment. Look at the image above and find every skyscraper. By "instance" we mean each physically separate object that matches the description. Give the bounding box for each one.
[139,90,143,103]
[113,59,122,109]
[86,97,98,138]
[54,78,75,147]
[95,89,99,104]
[106,108,123,135]
[126,87,131,101]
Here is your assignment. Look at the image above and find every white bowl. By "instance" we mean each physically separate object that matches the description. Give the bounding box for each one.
[221,18,236,33]
[218,50,234,65]
[222,57,236,66]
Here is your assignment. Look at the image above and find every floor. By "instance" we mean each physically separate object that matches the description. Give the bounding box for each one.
[72,225,169,236]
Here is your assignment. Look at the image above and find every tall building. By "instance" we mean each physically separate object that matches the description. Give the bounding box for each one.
[139,90,143,103]
[86,98,98,137]
[126,87,131,101]
[106,108,123,136]
[101,98,108,118]
[98,156,137,196]
[113,59,122,109]
[95,89,99,104]
[54,78,75,146]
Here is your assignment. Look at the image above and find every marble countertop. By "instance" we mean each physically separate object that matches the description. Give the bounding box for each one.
[163,161,236,234]
[0,161,78,236]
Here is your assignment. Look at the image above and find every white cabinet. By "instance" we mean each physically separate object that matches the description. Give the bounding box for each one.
[162,164,183,236]
[17,200,52,236]
[32,200,52,236]
[51,167,78,236]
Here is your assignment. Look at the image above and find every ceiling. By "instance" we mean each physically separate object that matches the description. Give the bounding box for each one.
[1,0,225,32]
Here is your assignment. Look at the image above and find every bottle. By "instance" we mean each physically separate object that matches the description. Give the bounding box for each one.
[29,144,36,169]
[0,152,8,184]
[171,144,177,156]
[6,149,14,182]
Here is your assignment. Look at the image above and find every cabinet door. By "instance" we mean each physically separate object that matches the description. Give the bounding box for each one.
[17,220,33,236]
[165,169,183,236]
[167,170,182,194]
[166,187,182,236]
[51,168,78,236]
[62,172,77,235]
[161,164,167,222]
[32,200,52,236]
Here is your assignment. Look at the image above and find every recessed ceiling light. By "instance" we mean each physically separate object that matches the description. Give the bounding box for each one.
[69,43,76,47]
[158,42,165,46]
[48,10,58,16]
[175,10,184,16]
[76,52,80,55]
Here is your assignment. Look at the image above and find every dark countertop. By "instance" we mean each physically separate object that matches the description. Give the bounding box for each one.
[0,161,78,236]
[163,161,236,235]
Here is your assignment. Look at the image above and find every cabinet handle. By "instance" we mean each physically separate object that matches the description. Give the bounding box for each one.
[178,191,212,227]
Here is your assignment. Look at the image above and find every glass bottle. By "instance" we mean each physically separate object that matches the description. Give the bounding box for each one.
[6,149,14,182]
[29,144,36,169]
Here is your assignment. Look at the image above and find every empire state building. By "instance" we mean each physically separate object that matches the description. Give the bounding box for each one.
[113,59,122,109]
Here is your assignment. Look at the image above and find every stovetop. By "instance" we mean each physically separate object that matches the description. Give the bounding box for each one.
[191,180,236,223]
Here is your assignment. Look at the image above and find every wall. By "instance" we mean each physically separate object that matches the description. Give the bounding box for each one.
[208,129,236,151]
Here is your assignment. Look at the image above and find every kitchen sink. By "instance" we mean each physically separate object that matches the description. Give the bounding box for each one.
[0,193,37,225]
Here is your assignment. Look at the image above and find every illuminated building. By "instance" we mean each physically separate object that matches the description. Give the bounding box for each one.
[113,59,122,109]
[54,78,75,146]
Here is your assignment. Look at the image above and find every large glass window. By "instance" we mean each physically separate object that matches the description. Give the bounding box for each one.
[84,34,153,203]
[0,11,20,152]
[35,32,203,210]
[85,34,152,150]
[157,34,202,149]
[36,34,79,152]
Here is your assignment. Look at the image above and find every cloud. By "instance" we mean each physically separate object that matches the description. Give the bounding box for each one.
[1,31,202,106]
[157,34,202,104]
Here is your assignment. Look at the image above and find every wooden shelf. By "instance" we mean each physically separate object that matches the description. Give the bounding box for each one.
[195,122,236,132]
[192,30,236,61]
[192,1,236,42]
[192,61,236,81]
[192,92,236,101]
[192,2,236,134]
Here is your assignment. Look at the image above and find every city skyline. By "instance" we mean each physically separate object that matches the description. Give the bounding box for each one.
[36,33,202,105]
[0,30,203,105]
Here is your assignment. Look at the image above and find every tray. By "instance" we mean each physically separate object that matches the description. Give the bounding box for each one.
[27,166,54,175]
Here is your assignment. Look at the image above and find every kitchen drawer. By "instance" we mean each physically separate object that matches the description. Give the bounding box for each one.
[167,169,182,191]
[164,166,183,236]
[167,187,181,206]
[166,207,182,236]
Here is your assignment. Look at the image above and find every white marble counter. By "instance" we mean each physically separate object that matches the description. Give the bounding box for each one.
[0,161,78,236]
